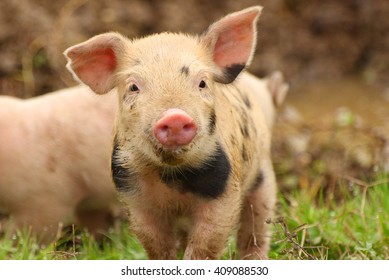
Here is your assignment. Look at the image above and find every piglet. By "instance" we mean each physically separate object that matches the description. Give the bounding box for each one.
[65,6,283,259]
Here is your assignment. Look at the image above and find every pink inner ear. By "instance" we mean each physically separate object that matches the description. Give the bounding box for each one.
[209,12,258,67]
[70,47,117,93]
[213,26,253,67]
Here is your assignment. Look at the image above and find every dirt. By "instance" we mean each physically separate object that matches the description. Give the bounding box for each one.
[273,80,389,198]
[1,0,388,194]
[1,0,388,97]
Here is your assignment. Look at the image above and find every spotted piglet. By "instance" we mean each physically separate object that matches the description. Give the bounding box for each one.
[65,6,278,259]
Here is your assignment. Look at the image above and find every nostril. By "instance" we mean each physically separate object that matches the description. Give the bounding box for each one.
[183,123,194,131]
[161,125,169,132]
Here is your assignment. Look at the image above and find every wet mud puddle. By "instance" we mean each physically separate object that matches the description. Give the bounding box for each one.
[272,79,389,183]
[285,79,389,130]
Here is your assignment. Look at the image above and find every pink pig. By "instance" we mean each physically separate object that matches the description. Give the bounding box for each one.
[65,6,288,259]
[0,86,118,243]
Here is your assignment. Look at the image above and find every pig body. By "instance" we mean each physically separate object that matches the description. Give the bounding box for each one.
[65,6,284,259]
[0,85,118,243]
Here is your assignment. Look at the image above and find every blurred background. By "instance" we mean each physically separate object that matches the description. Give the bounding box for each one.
[1,0,388,194]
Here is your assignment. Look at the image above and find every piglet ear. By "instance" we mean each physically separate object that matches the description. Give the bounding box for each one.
[267,71,289,107]
[64,32,126,94]
[202,6,262,84]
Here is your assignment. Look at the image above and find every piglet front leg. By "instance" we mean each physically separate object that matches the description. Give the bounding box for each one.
[129,205,177,260]
[183,194,241,260]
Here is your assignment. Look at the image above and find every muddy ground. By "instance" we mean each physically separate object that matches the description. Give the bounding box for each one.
[1,0,388,196]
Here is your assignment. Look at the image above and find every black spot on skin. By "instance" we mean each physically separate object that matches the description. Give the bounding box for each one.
[180,65,190,76]
[240,123,249,137]
[251,171,264,191]
[242,95,251,109]
[133,59,141,65]
[159,143,231,199]
[111,137,138,194]
[214,64,245,84]
[241,111,249,132]
[241,145,248,162]
[208,109,216,135]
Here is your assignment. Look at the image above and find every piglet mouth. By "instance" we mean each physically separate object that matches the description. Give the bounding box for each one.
[143,128,191,166]
[153,145,190,166]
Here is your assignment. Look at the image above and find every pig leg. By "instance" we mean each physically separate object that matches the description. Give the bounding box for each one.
[76,206,115,241]
[184,196,241,260]
[9,204,73,244]
[237,160,277,259]
[129,207,177,259]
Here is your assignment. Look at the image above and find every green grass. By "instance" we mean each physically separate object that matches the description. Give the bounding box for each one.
[270,172,389,260]
[1,172,388,260]
[0,223,147,260]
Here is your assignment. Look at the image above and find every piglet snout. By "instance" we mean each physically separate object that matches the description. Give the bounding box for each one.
[153,108,197,148]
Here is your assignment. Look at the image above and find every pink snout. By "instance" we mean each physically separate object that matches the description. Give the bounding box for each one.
[153,108,197,148]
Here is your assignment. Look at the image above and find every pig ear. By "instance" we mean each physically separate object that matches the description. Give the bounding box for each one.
[202,6,262,84]
[64,32,126,94]
[267,71,289,107]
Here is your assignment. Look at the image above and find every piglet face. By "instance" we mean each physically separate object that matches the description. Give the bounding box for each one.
[112,34,217,167]
[64,6,261,169]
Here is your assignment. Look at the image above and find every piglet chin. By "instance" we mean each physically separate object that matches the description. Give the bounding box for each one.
[156,146,188,166]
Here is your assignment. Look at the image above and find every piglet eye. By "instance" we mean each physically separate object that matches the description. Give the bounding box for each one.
[129,84,139,92]
[199,80,207,89]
